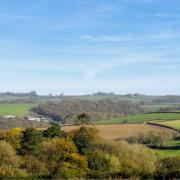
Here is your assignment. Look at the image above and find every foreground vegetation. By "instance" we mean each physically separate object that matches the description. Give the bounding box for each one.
[0,124,179,179]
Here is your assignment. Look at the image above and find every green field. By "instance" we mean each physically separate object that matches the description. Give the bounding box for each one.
[96,113,180,124]
[0,103,36,118]
[157,140,180,156]
[158,149,180,156]
[155,120,180,130]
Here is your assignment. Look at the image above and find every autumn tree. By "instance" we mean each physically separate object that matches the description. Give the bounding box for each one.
[5,128,23,150]
[0,141,27,178]
[39,138,89,178]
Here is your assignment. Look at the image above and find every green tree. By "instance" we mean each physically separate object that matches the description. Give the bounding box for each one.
[87,151,111,178]
[20,128,43,155]
[43,123,66,138]
[73,126,98,155]
[74,113,90,125]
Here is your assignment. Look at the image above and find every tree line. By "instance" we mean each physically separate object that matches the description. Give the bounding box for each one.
[32,99,145,123]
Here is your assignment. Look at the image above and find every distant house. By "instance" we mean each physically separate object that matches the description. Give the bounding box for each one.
[27,116,49,122]
[27,116,41,122]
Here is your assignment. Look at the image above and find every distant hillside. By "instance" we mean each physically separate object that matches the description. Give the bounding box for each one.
[32,99,145,123]
[152,95,180,104]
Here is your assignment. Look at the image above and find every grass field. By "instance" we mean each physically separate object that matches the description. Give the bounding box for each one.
[155,120,180,130]
[157,140,180,156]
[62,124,175,140]
[96,112,180,125]
[0,103,36,118]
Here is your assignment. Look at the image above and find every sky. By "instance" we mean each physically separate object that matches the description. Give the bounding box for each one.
[0,0,180,95]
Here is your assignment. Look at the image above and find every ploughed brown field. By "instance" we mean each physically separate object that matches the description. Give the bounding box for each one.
[62,124,176,140]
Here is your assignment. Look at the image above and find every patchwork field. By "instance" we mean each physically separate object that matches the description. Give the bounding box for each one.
[157,140,180,156]
[0,103,36,118]
[154,120,180,130]
[62,124,175,140]
[96,112,180,124]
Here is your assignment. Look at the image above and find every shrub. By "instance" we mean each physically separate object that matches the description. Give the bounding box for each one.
[87,151,111,178]
[156,156,180,178]
[97,140,158,178]
[21,155,49,178]
[0,141,20,168]
[126,131,171,148]
[0,166,28,179]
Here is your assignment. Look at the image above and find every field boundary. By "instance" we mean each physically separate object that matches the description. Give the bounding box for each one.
[147,122,180,133]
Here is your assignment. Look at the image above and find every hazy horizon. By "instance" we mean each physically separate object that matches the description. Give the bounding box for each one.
[0,0,180,95]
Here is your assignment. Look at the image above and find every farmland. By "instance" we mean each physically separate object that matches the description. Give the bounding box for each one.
[153,120,180,130]
[62,124,175,140]
[96,112,180,124]
[0,103,36,118]
[158,140,180,156]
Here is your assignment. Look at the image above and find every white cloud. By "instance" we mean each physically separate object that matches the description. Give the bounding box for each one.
[154,12,180,18]
[81,35,132,42]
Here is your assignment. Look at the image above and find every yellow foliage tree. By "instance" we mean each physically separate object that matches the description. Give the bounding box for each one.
[6,128,24,150]
[40,138,89,178]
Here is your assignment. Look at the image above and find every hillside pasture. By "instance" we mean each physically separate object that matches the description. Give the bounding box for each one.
[0,103,36,118]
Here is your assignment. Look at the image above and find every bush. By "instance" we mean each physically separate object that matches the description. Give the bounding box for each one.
[97,140,158,178]
[126,131,171,148]
[0,166,28,179]
[87,151,111,178]
[0,141,20,168]
[156,156,180,178]
[21,155,49,178]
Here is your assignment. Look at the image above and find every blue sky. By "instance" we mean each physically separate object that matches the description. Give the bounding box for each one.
[0,0,180,95]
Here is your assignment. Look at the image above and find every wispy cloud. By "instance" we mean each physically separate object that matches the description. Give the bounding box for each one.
[80,30,180,43]
[80,35,132,42]
[154,12,180,18]
[0,14,41,21]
